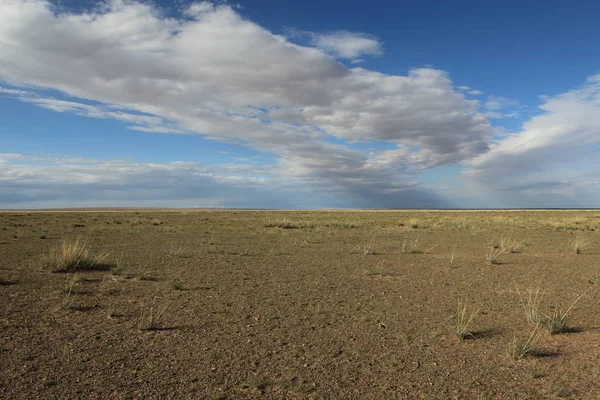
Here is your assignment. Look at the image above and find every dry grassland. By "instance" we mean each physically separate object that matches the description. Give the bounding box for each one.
[1,210,599,399]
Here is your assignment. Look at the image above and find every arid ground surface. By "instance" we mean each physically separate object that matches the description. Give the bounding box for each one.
[1,210,599,399]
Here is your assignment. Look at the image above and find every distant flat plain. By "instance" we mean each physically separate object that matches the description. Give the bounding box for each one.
[1,210,599,399]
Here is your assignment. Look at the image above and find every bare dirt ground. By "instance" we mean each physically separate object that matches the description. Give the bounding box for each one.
[1,210,599,399]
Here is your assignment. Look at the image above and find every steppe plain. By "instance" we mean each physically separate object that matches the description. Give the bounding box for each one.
[1,210,599,399]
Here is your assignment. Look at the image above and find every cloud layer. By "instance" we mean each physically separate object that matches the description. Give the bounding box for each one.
[0,0,497,207]
[3,1,597,208]
[463,75,600,207]
[0,154,449,209]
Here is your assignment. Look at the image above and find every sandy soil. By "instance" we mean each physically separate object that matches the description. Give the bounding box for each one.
[1,210,599,399]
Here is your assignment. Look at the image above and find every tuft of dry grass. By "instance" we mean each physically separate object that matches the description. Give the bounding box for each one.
[61,273,79,310]
[172,279,185,290]
[500,237,523,253]
[169,246,190,258]
[486,246,505,265]
[571,234,590,254]
[138,301,171,331]
[401,235,438,254]
[364,261,396,277]
[454,298,478,340]
[507,326,541,360]
[542,290,588,334]
[516,286,544,326]
[350,238,376,256]
[516,284,588,334]
[44,239,110,273]
[363,240,376,256]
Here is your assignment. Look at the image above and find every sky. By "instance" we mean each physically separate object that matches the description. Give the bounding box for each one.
[0,0,599,209]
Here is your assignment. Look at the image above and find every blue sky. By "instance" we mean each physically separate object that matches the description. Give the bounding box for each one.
[0,0,599,208]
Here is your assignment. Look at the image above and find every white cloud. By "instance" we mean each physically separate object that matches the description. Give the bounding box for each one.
[463,74,600,207]
[0,0,497,207]
[484,95,519,111]
[308,30,383,60]
[480,95,521,119]
[0,154,448,208]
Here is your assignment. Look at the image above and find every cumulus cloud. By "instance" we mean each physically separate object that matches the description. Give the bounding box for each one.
[0,0,496,207]
[463,74,600,207]
[308,30,383,61]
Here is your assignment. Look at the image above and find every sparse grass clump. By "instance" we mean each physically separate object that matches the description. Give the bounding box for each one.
[364,261,396,276]
[507,327,541,360]
[401,235,437,254]
[517,285,587,334]
[454,299,478,340]
[499,237,523,253]
[486,246,505,265]
[264,218,307,229]
[44,239,110,273]
[542,291,587,334]
[172,279,185,290]
[264,218,358,229]
[139,301,170,331]
[349,237,376,256]
[61,273,78,310]
[517,286,544,326]
[362,240,376,256]
[169,246,190,258]
[571,234,590,254]
[544,307,570,334]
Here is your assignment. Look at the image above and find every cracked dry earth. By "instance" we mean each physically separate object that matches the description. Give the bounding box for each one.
[1,210,599,399]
